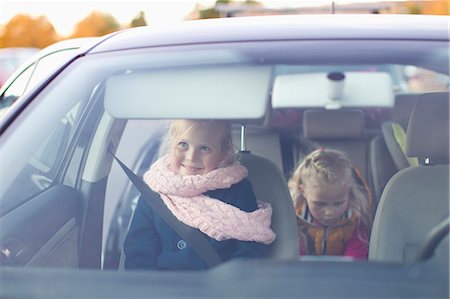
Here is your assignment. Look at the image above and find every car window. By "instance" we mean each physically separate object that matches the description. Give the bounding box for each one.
[404,66,449,93]
[102,119,168,268]
[1,39,446,215]
[0,64,35,118]
[0,49,80,118]
[26,49,79,92]
[1,63,35,99]
[0,90,86,214]
[29,103,80,174]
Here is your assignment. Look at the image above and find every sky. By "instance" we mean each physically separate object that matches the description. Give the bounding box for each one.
[1,0,406,37]
[1,1,217,36]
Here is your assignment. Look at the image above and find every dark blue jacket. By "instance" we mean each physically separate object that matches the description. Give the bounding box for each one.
[123,178,268,270]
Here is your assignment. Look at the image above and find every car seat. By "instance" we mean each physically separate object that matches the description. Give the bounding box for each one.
[302,109,367,175]
[369,92,449,271]
[233,120,299,260]
[237,150,299,260]
[381,93,420,170]
[300,109,373,195]
[370,93,420,201]
[232,124,283,171]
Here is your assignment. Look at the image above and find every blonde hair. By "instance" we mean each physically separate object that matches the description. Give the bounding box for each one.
[169,119,236,166]
[288,148,372,232]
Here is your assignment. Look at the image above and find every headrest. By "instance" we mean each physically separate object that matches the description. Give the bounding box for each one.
[406,92,449,159]
[303,109,364,139]
[392,93,420,129]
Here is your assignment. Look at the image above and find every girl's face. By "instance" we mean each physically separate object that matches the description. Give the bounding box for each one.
[170,122,224,176]
[301,179,350,226]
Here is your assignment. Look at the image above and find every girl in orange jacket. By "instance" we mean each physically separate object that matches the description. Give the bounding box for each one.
[288,148,372,259]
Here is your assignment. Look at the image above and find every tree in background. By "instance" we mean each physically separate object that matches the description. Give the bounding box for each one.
[407,4,422,14]
[71,11,120,38]
[197,0,261,19]
[244,0,261,5]
[198,0,231,19]
[0,14,60,48]
[406,0,448,15]
[130,11,147,27]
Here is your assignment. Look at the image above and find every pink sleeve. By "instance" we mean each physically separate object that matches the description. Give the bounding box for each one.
[344,226,369,260]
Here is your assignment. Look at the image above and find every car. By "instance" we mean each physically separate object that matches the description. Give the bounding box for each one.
[0,38,99,119]
[0,14,448,298]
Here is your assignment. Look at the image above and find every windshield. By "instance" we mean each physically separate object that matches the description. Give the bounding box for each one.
[0,35,448,298]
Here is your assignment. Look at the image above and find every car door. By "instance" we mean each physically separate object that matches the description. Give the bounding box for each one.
[0,81,104,268]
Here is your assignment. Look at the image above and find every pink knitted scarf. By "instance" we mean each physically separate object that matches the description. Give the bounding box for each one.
[143,156,276,245]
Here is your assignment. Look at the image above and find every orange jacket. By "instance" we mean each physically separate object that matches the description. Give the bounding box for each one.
[295,202,368,258]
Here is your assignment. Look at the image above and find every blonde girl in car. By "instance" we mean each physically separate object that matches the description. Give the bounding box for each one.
[288,148,372,259]
[123,119,275,270]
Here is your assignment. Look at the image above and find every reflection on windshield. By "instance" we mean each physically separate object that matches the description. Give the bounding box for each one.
[274,64,450,93]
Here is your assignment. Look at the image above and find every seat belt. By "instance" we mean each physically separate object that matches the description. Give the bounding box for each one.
[110,152,223,268]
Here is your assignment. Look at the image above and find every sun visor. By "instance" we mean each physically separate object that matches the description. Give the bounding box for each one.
[272,72,394,109]
[104,66,272,120]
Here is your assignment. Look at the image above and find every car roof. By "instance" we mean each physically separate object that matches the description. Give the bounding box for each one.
[15,37,100,72]
[90,14,449,53]
[35,37,100,57]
